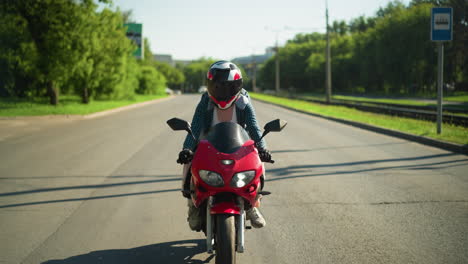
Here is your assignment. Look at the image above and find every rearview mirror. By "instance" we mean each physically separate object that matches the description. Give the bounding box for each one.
[264,119,287,133]
[167,118,191,132]
[256,119,287,144]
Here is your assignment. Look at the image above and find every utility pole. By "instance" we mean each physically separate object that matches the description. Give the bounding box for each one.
[251,54,258,92]
[265,27,282,94]
[325,0,332,103]
[275,37,280,94]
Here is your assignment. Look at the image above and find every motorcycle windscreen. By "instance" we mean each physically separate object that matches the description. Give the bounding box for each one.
[205,122,251,154]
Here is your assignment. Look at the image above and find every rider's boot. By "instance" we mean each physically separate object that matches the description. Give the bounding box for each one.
[187,199,202,231]
[246,207,266,228]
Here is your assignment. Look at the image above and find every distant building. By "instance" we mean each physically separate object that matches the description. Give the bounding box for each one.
[174,60,192,67]
[232,48,274,66]
[153,54,193,68]
[154,54,174,66]
[232,48,275,92]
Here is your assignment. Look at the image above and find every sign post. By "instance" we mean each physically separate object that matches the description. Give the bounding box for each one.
[124,23,144,59]
[431,7,452,134]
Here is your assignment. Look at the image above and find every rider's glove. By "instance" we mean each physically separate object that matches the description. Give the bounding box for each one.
[177,149,193,164]
[258,148,273,163]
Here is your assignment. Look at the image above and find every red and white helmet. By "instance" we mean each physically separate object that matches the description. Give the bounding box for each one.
[206,61,243,109]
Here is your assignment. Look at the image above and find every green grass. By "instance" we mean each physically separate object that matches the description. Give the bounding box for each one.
[298,92,468,106]
[0,94,168,116]
[301,93,468,106]
[332,95,468,116]
[251,93,468,145]
[332,95,431,106]
[298,92,468,115]
[445,94,468,102]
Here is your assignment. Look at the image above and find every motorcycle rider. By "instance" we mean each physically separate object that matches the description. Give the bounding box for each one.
[177,60,273,230]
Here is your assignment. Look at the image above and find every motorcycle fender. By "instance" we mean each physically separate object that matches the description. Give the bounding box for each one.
[210,202,240,215]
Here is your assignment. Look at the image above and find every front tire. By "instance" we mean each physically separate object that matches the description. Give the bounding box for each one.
[215,214,236,264]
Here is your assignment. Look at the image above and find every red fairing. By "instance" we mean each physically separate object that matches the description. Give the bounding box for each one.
[191,139,263,210]
[210,202,240,215]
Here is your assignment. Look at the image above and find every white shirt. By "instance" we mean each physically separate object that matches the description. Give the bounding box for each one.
[211,107,237,127]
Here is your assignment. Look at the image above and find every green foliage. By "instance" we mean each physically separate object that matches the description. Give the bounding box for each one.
[0,11,39,97]
[182,58,216,92]
[71,6,139,101]
[137,38,185,91]
[0,94,167,116]
[0,1,174,105]
[136,66,167,95]
[258,0,468,96]
[251,92,468,145]
[153,61,185,89]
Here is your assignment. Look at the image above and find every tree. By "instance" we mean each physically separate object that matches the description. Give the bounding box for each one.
[349,16,376,33]
[182,58,216,92]
[5,0,94,105]
[331,20,348,35]
[72,6,138,102]
[0,7,39,97]
[259,0,467,95]
[153,61,185,89]
[136,66,166,95]
[1,0,142,103]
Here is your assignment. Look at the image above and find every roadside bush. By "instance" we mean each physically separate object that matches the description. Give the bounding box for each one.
[137,66,167,95]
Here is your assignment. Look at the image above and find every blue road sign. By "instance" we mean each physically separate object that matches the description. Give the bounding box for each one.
[431,7,453,42]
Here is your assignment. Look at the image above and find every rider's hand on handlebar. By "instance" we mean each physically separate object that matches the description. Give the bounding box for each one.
[177,149,193,164]
[258,148,273,163]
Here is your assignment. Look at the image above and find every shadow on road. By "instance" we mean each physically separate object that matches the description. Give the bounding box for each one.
[271,142,410,153]
[266,153,467,182]
[0,188,180,209]
[42,239,214,264]
[0,174,180,180]
[0,177,180,197]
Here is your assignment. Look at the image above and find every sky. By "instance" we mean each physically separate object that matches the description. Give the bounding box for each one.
[105,0,411,61]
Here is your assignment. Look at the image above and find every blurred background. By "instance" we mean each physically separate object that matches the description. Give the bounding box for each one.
[0,0,466,107]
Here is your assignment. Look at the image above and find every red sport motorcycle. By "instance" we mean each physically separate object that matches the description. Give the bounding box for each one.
[167,118,286,264]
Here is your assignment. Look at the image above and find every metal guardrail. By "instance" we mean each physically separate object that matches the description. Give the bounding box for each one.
[295,97,468,127]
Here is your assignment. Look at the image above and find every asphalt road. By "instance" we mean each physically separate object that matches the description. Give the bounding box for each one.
[1,94,467,264]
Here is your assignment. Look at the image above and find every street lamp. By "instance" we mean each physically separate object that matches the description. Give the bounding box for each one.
[265,27,282,94]
[325,0,332,103]
[266,24,326,97]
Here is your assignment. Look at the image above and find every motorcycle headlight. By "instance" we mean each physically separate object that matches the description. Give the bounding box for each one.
[230,170,256,188]
[199,170,224,187]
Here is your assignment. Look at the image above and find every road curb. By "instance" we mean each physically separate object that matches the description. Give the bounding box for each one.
[0,96,174,121]
[253,97,468,155]
[84,96,174,119]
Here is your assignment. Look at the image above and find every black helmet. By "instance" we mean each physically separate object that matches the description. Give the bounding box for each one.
[206,61,243,109]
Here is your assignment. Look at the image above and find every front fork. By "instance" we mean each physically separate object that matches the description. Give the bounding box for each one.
[205,196,245,254]
[206,197,214,254]
[237,197,245,253]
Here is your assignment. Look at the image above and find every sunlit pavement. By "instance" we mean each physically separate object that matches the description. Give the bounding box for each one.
[1,94,467,264]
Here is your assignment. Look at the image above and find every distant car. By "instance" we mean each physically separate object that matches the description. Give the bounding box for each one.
[198,86,207,93]
[165,88,174,95]
[263,89,276,95]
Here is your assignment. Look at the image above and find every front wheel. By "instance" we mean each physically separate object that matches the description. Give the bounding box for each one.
[215,214,236,264]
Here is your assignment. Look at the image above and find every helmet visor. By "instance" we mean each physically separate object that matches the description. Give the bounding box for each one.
[211,80,242,101]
